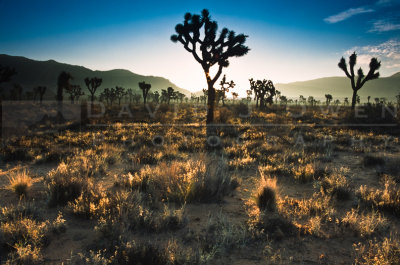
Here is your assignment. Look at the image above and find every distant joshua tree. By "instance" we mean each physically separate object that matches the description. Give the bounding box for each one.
[231,92,239,103]
[85,77,102,103]
[344,97,349,106]
[166,87,175,105]
[367,95,371,104]
[171,9,249,127]
[138,81,151,106]
[249,78,276,109]
[219,75,235,106]
[0,65,16,84]
[115,86,127,106]
[325,94,333,106]
[246,89,252,104]
[65,84,84,104]
[33,86,47,103]
[338,52,381,110]
[308,96,315,106]
[299,95,306,105]
[57,71,72,105]
[10,84,23,100]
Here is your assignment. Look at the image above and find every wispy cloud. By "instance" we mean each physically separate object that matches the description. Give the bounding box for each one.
[369,19,400,32]
[376,0,400,6]
[324,7,375,24]
[344,39,400,71]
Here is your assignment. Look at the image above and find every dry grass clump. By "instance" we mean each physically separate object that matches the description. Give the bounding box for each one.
[8,169,33,198]
[358,177,400,216]
[354,236,400,265]
[255,173,278,212]
[341,209,388,237]
[119,155,238,203]
[45,162,88,206]
[320,172,352,201]
[0,204,66,264]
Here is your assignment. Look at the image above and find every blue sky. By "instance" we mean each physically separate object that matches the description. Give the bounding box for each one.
[1,0,399,94]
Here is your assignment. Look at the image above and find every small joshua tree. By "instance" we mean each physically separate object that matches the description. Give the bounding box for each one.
[166,87,175,105]
[115,86,127,106]
[325,94,333,106]
[33,86,47,103]
[65,85,84,104]
[249,78,276,109]
[171,9,249,127]
[138,81,151,106]
[0,65,16,85]
[338,52,381,110]
[57,71,72,105]
[84,77,102,103]
[219,75,235,106]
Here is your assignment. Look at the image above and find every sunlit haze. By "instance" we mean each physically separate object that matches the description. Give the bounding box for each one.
[1,0,399,96]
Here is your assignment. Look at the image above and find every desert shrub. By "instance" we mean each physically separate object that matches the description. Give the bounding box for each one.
[354,236,400,265]
[216,107,233,124]
[119,155,238,203]
[341,209,388,237]
[8,169,33,198]
[293,163,316,182]
[1,146,35,162]
[70,240,190,265]
[363,155,385,167]
[358,177,400,216]
[320,172,352,201]
[0,215,64,264]
[45,162,87,206]
[255,174,277,212]
[200,213,248,256]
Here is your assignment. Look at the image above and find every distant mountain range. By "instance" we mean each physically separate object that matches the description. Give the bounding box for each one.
[276,73,400,102]
[1,54,399,102]
[0,54,190,99]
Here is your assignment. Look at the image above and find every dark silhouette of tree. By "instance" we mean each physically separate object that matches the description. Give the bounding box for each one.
[115,86,127,106]
[249,78,276,109]
[231,92,239,103]
[246,89,252,104]
[138,81,151,106]
[10,84,23,100]
[153,91,160,103]
[219,75,235,106]
[57,71,72,105]
[126,88,134,104]
[100,88,117,106]
[33,86,47,103]
[367,95,371,104]
[299,95,306,105]
[85,77,102,103]
[344,97,349,106]
[308,96,316,106]
[65,85,84,103]
[325,94,333,105]
[279,95,288,106]
[0,65,16,84]
[171,9,249,126]
[175,91,185,103]
[166,87,175,105]
[338,52,381,110]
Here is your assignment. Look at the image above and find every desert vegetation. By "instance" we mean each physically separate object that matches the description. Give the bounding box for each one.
[1,7,400,265]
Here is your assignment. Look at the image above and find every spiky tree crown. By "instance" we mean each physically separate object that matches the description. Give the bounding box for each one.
[171,9,249,78]
[338,52,381,91]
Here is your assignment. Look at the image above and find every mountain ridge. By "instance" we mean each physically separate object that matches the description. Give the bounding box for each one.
[0,54,190,99]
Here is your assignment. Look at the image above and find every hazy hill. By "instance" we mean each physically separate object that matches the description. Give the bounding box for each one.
[276,73,400,102]
[0,54,190,99]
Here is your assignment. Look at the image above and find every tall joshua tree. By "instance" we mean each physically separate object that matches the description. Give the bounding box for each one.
[85,77,102,103]
[325,94,333,106]
[171,9,249,127]
[138,81,151,106]
[338,52,381,110]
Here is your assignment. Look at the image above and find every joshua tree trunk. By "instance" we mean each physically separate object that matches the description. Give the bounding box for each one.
[206,81,215,125]
[351,90,357,110]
